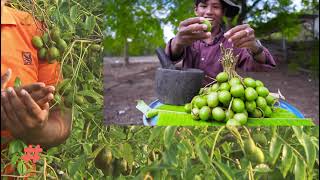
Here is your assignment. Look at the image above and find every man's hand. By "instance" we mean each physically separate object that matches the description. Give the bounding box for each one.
[1,87,49,141]
[1,68,12,90]
[1,68,54,107]
[167,17,211,60]
[2,86,72,148]
[224,24,268,64]
[15,83,55,108]
[1,69,12,129]
[174,17,211,47]
[224,24,259,52]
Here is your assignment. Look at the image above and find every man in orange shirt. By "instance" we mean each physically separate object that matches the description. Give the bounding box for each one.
[1,0,72,149]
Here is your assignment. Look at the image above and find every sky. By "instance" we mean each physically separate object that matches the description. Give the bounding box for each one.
[162,0,305,42]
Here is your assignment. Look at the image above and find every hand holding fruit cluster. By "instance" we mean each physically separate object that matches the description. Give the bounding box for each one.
[184,44,278,125]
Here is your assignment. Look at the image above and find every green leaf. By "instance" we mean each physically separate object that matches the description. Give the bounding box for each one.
[70,5,78,20]
[77,90,103,105]
[63,15,75,33]
[181,139,193,155]
[280,144,293,178]
[10,153,20,166]
[214,149,221,162]
[311,126,319,138]
[294,156,306,180]
[68,156,86,177]
[82,143,91,155]
[84,15,96,34]
[177,142,188,154]
[195,144,210,165]
[212,160,234,180]
[311,137,319,151]
[47,147,59,156]
[292,126,304,144]
[148,127,163,144]
[163,127,177,149]
[221,142,231,155]
[163,146,178,166]
[240,157,250,168]
[269,135,283,166]
[155,105,314,126]
[8,140,25,155]
[123,143,134,165]
[302,133,316,170]
[16,161,27,175]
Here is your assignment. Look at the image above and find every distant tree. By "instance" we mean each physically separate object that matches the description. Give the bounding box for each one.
[103,0,165,65]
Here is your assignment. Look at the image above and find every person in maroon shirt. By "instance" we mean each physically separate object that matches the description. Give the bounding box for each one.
[165,0,276,85]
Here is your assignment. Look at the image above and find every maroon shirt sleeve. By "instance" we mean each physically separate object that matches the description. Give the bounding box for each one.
[234,46,276,71]
[167,38,199,68]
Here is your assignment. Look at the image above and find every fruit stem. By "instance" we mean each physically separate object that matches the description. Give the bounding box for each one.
[248,162,255,180]
[204,80,217,88]
[205,75,216,81]
[219,43,243,82]
[228,97,234,113]
[243,127,252,139]
[210,126,226,160]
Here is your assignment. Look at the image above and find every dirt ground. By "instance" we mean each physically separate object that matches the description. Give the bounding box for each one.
[104,47,319,125]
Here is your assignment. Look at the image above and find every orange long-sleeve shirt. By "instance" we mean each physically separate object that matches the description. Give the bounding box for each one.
[1,6,62,157]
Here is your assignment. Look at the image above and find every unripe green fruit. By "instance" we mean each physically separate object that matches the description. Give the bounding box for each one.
[57,38,68,52]
[184,103,192,113]
[216,72,228,83]
[32,36,44,49]
[38,48,47,60]
[202,19,212,32]
[48,47,60,61]
[244,138,257,155]
[51,27,61,42]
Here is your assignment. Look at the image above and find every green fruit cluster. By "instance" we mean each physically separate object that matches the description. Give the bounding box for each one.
[31,27,68,63]
[53,78,87,107]
[184,72,277,125]
[94,147,132,177]
[90,44,103,52]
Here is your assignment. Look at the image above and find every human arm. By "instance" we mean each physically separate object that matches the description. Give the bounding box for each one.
[165,17,210,61]
[223,24,276,70]
[1,87,72,148]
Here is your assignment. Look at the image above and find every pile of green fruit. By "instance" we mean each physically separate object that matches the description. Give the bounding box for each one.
[31,27,68,64]
[184,44,279,125]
